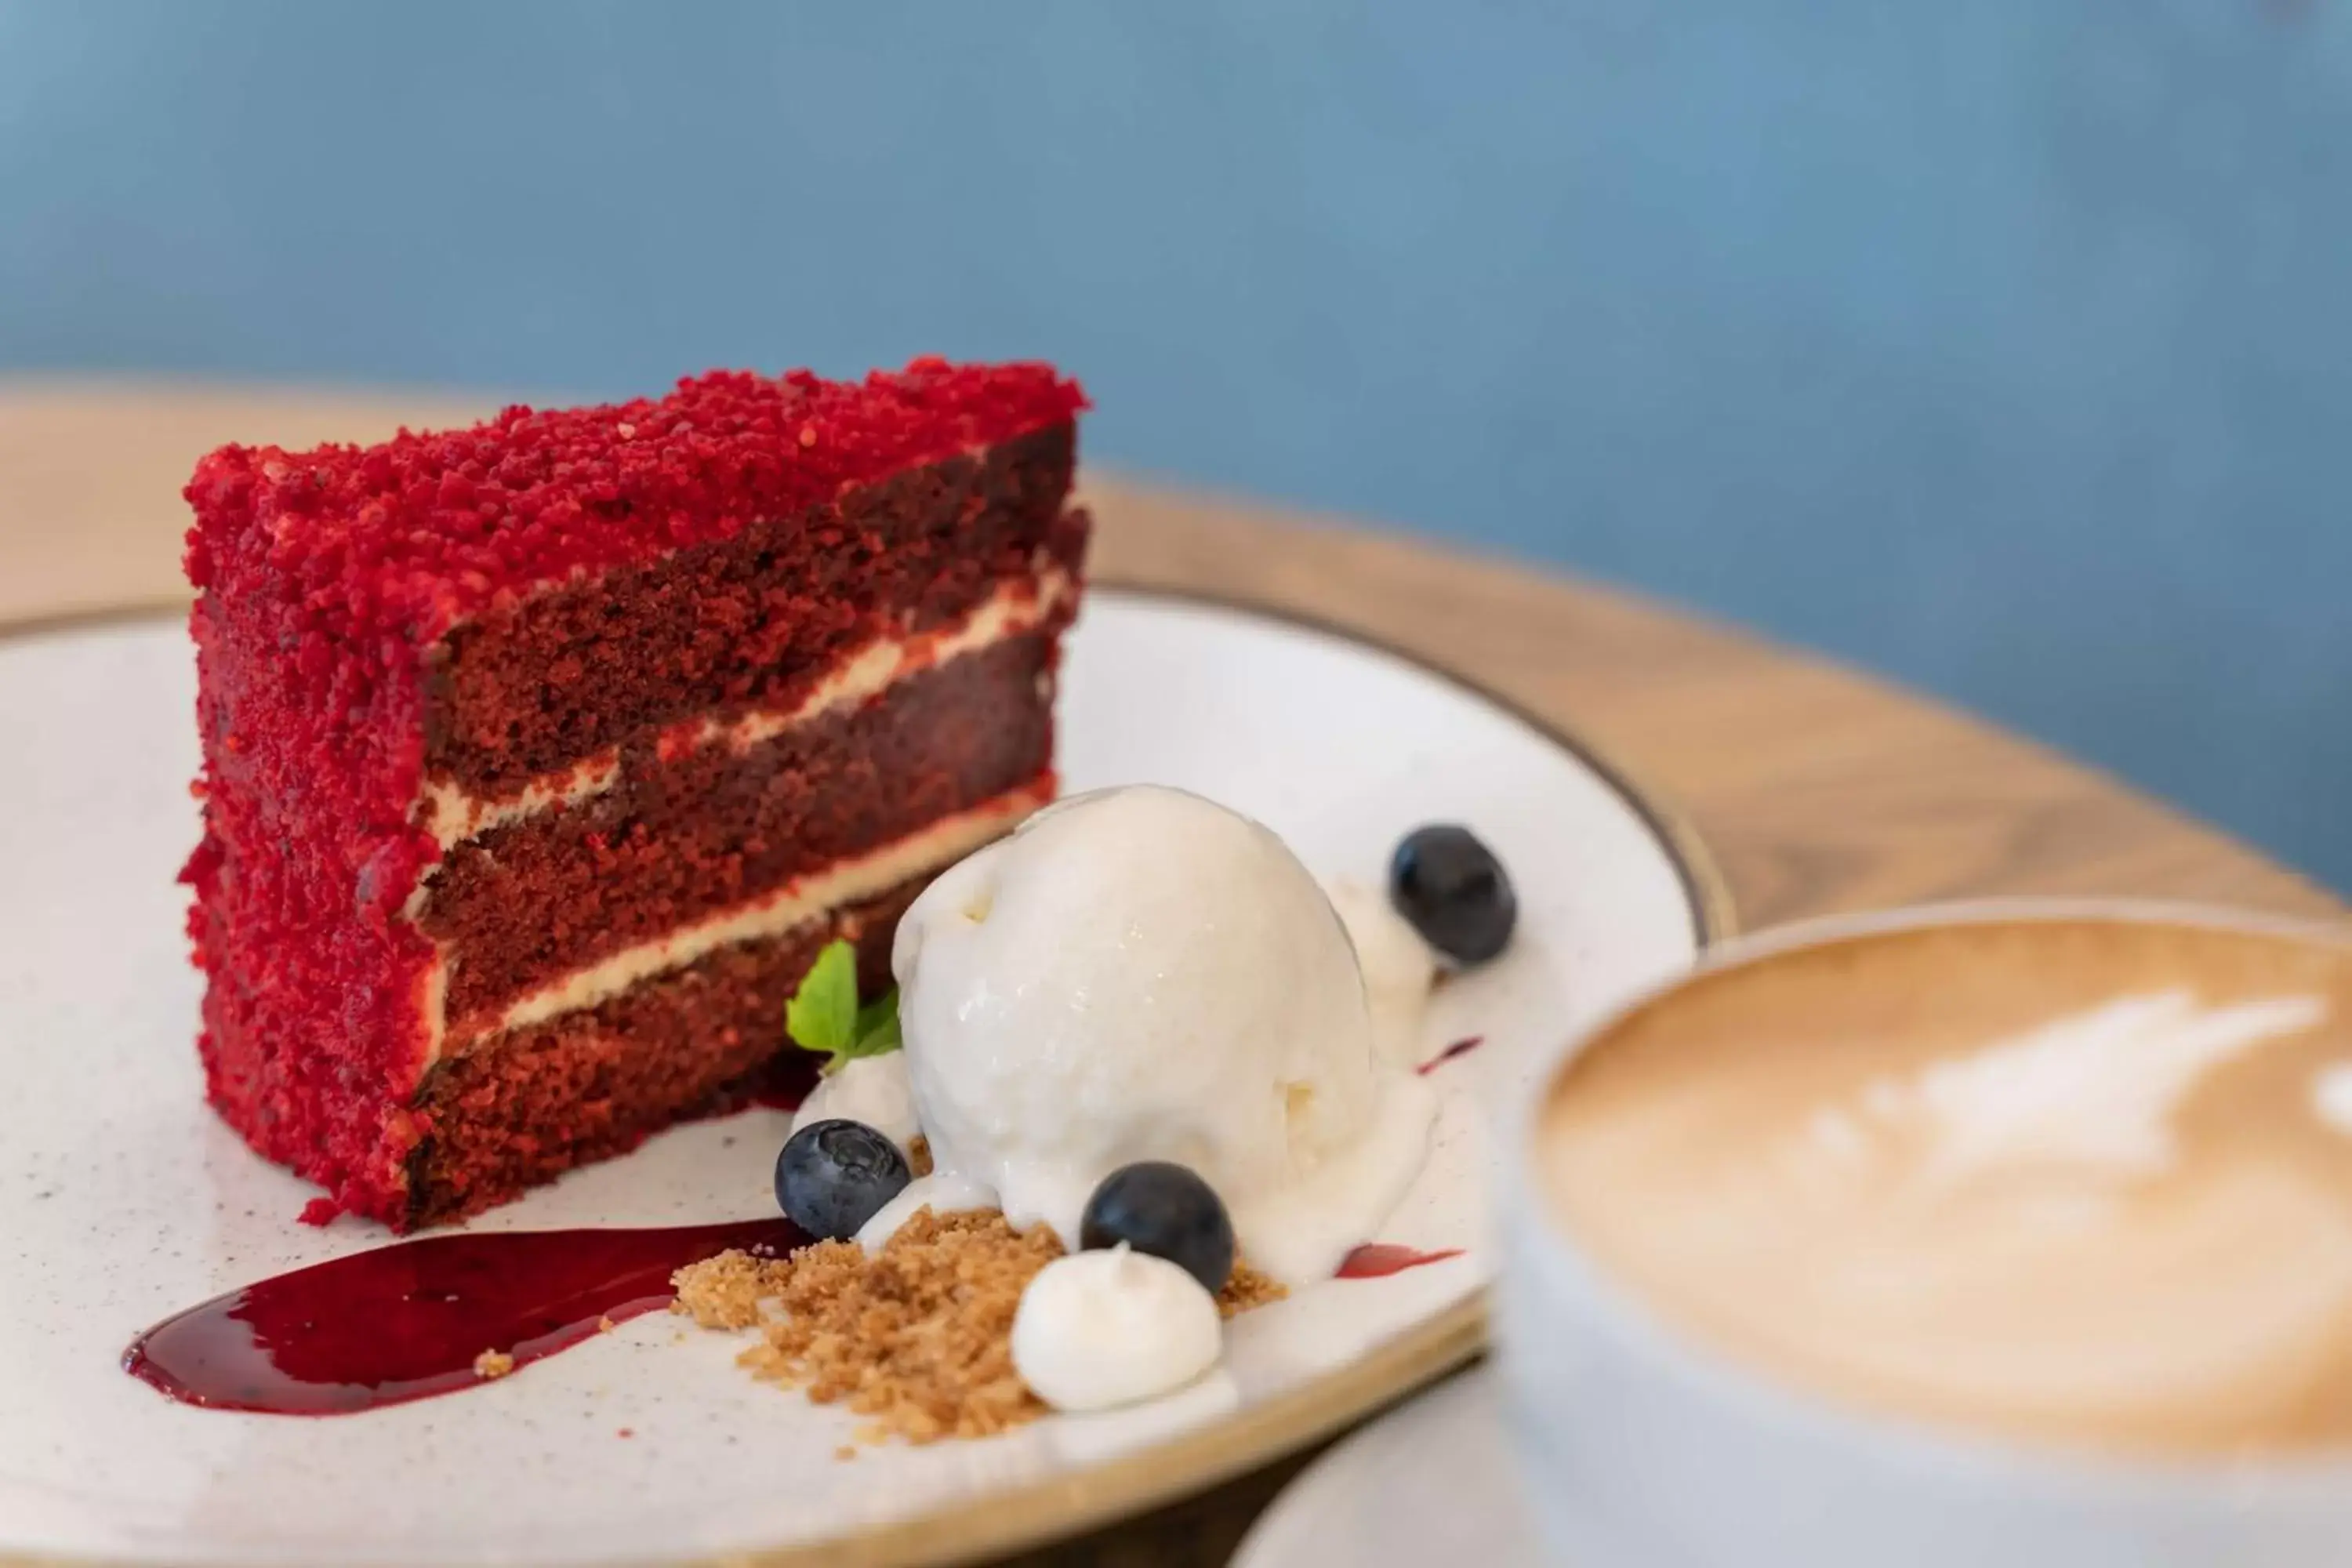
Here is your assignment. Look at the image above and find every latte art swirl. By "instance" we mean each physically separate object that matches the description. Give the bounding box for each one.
[1540,918,2352,1457]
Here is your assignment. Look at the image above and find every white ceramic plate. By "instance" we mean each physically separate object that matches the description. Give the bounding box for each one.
[0,588,1724,1567]
[1231,1368,1544,1568]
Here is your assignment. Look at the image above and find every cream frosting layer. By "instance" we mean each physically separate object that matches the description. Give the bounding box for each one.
[424,781,1051,1065]
[419,753,622,852]
[414,568,1073,851]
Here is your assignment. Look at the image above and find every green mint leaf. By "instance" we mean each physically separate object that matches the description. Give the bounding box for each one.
[784,940,858,1058]
[854,991,898,1045]
[816,993,900,1075]
[786,948,903,1075]
[845,991,902,1058]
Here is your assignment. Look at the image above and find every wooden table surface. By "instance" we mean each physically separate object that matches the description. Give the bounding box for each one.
[4,379,2342,1565]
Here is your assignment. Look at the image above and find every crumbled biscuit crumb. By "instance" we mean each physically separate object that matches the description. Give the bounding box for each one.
[1218,1259,1287,1317]
[908,1135,935,1178]
[673,1207,1287,1446]
[671,1247,788,1330]
[472,1348,515,1379]
[596,1315,617,1333]
[833,1444,858,1462]
[747,1209,1059,1443]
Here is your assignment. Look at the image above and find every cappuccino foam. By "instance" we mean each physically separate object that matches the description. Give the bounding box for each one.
[1539,916,2352,1457]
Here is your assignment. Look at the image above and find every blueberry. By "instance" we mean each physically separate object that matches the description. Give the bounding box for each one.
[1079,1161,1235,1292]
[1388,824,1516,965]
[775,1120,910,1240]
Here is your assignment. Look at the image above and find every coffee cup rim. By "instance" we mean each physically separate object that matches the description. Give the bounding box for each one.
[1512,893,2352,1490]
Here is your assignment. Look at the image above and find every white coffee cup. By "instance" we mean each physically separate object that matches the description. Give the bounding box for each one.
[1497,899,2352,1567]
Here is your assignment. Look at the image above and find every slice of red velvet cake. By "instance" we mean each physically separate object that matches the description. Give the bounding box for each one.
[181,359,1087,1229]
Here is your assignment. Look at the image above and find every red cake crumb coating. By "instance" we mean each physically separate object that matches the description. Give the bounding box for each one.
[182,360,1085,1228]
[183,361,1083,644]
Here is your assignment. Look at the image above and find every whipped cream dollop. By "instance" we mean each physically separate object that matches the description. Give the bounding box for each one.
[1011,1247,1222,1412]
[1325,879,1439,1068]
[892,785,1437,1283]
[790,1051,920,1157]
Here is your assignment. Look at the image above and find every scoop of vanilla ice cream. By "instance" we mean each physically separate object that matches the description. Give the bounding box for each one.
[894,785,1436,1283]
[1325,879,1439,1069]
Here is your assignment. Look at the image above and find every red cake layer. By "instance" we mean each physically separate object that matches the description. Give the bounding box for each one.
[407,880,917,1227]
[423,630,1061,1031]
[426,424,1080,794]
[182,359,1087,1228]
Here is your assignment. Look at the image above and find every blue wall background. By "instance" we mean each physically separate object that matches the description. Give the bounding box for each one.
[5,2,2348,889]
